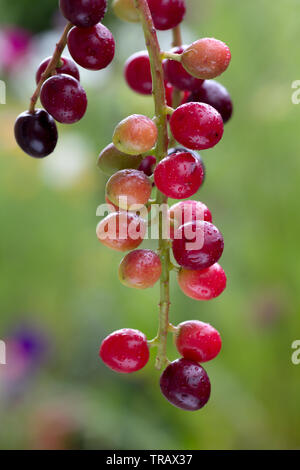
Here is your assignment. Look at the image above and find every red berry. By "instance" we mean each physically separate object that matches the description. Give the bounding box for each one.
[170,102,224,150]
[67,24,115,71]
[35,56,80,84]
[40,74,87,124]
[124,51,152,95]
[175,320,222,362]
[60,0,107,28]
[100,328,149,373]
[119,249,161,289]
[181,38,231,80]
[147,0,186,31]
[172,221,224,270]
[14,109,58,158]
[188,80,233,124]
[113,114,158,155]
[106,169,152,210]
[96,211,146,251]
[164,46,204,92]
[138,155,156,177]
[97,143,143,176]
[169,201,212,234]
[154,149,204,199]
[160,358,211,411]
[178,263,226,300]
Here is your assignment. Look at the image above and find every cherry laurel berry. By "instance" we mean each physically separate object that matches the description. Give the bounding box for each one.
[112,0,140,23]
[106,169,152,210]
[138,155,157,177]
[160,358,211,411]
[14,109,58,158]
[113,114,158,155]
[100,328,149,373]
[178,263,227,301]
[97,143,143,176]
[96,212,146,252]
[40,74,87,124]
[170,102,224,150]
[59,0,107,28]
[188,80,233,124]
[164,46,204,92]
[181,38,231,80]
[68,23,115,71]
[154,149,205,199]
[147,0,186,31]
[125,51,152,95]
[35,56,80,84]
[172,221,224,271]
[119,249,162,289]
[169,200,213,230]
[175,320,222,363]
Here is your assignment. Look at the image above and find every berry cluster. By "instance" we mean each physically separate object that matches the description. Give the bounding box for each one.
[14,0,232,412]
[98,0,232,411]
[14,0,114,158]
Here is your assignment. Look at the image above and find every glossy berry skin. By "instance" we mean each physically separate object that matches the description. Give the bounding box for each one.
[96,212,146,251]
[175,321,222,362]
[164,46,204,92]
[160,358,211,411]
[188,80,233,124]
[59,0,107,28]
[113,0,140,23]
[67,24,115,71]
[35,56,80,84]
[100,328,149,373]
[138,155,156,177]
[170,102,224,150]
[182,38,231,80]
[170,200,212,231]
[125,51,152,95]
[97,143,142,176]
[14,109,58,158]
[106,169,152,210]
[178,263,226,301]
[113,114,158,155]
[147,0,186,31]
[40,74,87,124]
[119,249,162,289]
[154,149,204,199]
[172,221,224,270]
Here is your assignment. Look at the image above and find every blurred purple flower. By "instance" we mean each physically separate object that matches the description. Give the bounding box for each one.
[0,27,32,73]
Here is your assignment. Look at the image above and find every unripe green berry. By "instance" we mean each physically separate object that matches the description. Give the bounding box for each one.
[113,0,140,23]
[97,143,143,176]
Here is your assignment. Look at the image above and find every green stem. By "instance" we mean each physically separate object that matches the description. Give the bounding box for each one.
[29,22,73,114]
[134,0,170,370]
[169,25,183,147]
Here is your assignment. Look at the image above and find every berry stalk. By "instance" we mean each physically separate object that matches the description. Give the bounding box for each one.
[29,22,73,114]
[134,0,170,370]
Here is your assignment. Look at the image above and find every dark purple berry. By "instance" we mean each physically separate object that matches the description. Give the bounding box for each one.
[14,109,58,158]
[188,80,233,123]
[59,0,107,28]
[138,155,156,176]
[36,56,80,84]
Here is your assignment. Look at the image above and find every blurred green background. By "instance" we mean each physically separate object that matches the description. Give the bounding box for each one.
[0,0,300,450]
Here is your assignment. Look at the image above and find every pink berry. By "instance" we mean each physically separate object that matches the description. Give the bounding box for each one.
[106,169,152,210]
[100,328,149,373]
[147,0,186,31]
[154,149,205,199]
[113,114,158,155]
[169,200,212,234]
[160,358,211,411]
[172,221,224,270]
[124,51,152,95]
[40,74,87,124]
[35,56,80,84]
[175,320,222,362]
[67,23,115,71]
[170,102,224,150]
[188,80,233,124]
[119,249,162,289]
[60,0,107,28]
[178,263,226,300]
[164,46,204,92]
[138,155,157,177]
[181,38,231,80]
[96,212,146,251]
